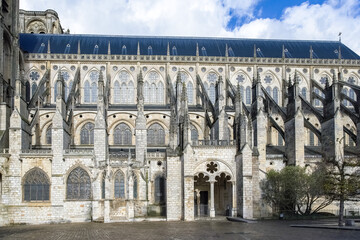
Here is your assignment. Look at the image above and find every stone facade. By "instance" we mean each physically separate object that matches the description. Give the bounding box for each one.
[0,4,359,225]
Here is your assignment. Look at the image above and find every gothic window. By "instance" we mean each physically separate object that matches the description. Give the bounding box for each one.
[320,76,327,85]
[144,82,150,103]
[128,81,134,103]
[66,167,91,200]
[54,81,60,102]
[122,45,127,55]
[31,82,37,97]
[246,86,251,105]
[209,83,216,104]
[157,82,164,104]
[26,82,31,102]
[133,175,138,199]
[172,46,177,56]
[150,83,156,103]
[80,122,95,145]
[66,81,73,101]
[273,87,279,104]
[29,71,40,81]
[120,82,127,103]
[114,171,125,199]
[309,131,315,146]
[148,46,153,55]
[91,82,97,103]
[23,168,50,201]
[46,125,52,145]
[236,74,245,83]
[114,81,121,103]
[101,172,106,199]
[154,176,165,204]
[114,123,132,145]
[278,132,283,146]
[264,75,272,84]
[266,86,272,96]
[187,81,193,104]
[84,80,90,103]
[190,124,199,142]
[301,87,307,99]
[240,86,244,102]
[349,89,355,100]
[315,88,320,106]
[147,123,165,145]
[342,88,348,106]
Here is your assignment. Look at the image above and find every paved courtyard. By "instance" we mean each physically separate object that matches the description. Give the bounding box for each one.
[0,219,359,240]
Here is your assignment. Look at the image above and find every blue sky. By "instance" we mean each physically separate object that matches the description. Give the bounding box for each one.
[20,0,360,54]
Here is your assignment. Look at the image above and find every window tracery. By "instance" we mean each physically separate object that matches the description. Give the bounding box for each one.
[114,171,125,199]
[66,167,91,200]
[144,71,164,104]
[147,123,165,145]
[46,125,52,145]
[80,122,95,145]
[23,168,50,201]
[114,123,132,145]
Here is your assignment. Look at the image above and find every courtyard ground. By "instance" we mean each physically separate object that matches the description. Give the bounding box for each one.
[0,218,359,240]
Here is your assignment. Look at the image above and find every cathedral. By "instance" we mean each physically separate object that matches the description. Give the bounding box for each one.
[0,1,359,225]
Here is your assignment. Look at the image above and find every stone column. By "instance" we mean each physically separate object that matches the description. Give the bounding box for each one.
[209,180,215,218]
[231,181,237,217]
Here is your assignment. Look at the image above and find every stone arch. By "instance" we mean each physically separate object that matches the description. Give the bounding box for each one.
[231,70,252,85]
[26,19,47,33]
[193,159,235,179]
[262,70,281,87]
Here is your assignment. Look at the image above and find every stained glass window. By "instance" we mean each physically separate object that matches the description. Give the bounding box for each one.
[128,81,134,103]
[26,81,30,102]
[31,83,37,98]
[246,86,251,105]
[266,86,272,96]
[190,124,199,142]
[150,83,156,103]
[66,167,91,200]
[84,81,90,103]
[101,172,106,199]
[114,171,125,199]
[349,89,355,100]
[91,82,97,103]
[46,125,52,145]
[144,82,150,103]
[301,87,307,99]
[29,71,40,81]
[80,122,94,145]
[154,176,165,204]
[209,83,216,104]
[147,123,165,145]
[240,86,244,102]
[121,82,127,103]
[114,81,120,103]
[278,132,283,146]
[114,123,132,145]
[315,88,320,106]
[273,87,279,104]
[187,81,193,104]
[309,131,315,146]
[157,82,164,104]
[264,75,272,84]
[23,168,50,201]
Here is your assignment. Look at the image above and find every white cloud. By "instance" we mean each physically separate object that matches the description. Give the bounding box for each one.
[20,0,360,54]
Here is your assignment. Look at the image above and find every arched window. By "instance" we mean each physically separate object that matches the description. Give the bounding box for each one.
[147,123,165,145]
[187,81,193,104]
[301,87,307,99]
[157,81,164,104]
[278,132,283,146]
[349,89,355,100]
[133,175,138,199]
[154,176,166,204]
[54,81,60,102]
[246,86,251,105]
[91,82,97,103]
[209,83,216,104]
[31,83,37,97]
[101,172,106,199]
[114,123,132,145]
[114,171,125,199]
[67,81,73,101]
[273,87,279,104]
[66,167,91,200]
[23,168,50,201]
[84,80,90,103]
[80,122,94,144]
[114,81,120,103]
[46,125,52,145]
[240,86,244,102]
[190,124,199,143]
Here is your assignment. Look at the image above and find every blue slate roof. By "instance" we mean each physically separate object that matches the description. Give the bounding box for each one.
[19,33,360,59]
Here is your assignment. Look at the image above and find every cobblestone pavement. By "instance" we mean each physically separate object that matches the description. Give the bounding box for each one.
[0,219,359,240]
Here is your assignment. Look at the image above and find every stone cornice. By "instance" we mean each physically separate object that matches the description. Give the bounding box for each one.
[23,53,360,67]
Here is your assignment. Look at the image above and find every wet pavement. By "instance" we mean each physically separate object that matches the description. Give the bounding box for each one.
[0,219,359,240]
